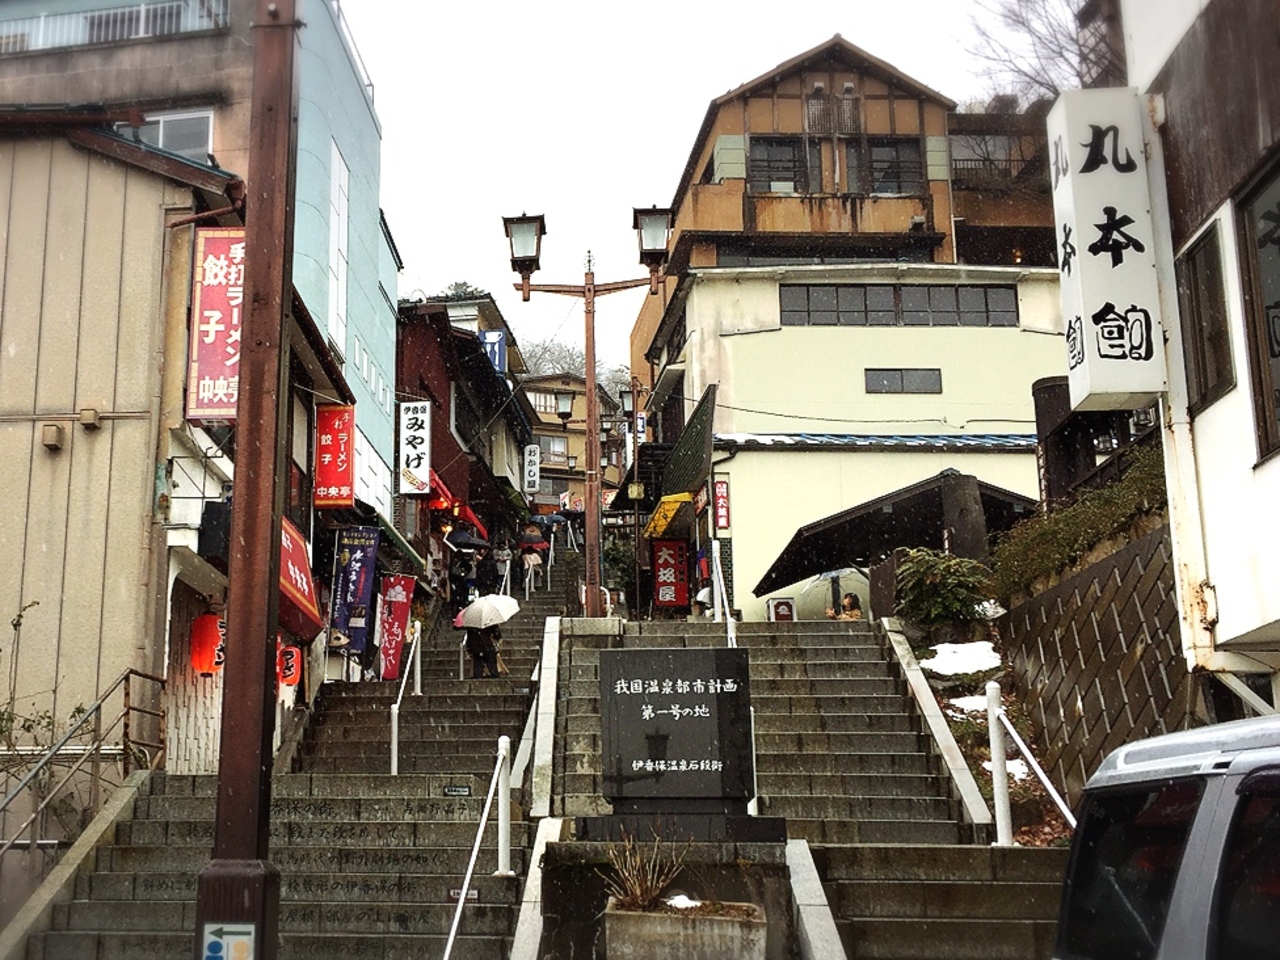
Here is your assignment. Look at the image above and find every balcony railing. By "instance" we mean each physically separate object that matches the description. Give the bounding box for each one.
[951,157,1046,186]
[0,1,229,56]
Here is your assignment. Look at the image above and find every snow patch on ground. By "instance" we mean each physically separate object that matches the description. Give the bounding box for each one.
[946,694,988,714]
[984,758,1030,780]
[918,641,1001,675]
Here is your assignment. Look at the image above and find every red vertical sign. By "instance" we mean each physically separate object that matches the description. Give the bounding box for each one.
[378,575,416,680]
[651,539,689,608]
[314,404,356,508]
[185,227,245,423]
[713,480,731,530]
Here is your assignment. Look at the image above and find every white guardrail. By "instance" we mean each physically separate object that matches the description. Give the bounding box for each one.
[986,680,1076,845]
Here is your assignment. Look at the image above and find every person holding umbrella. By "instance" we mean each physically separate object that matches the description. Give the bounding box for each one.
[464,625,500,678]
[455,594,520,678]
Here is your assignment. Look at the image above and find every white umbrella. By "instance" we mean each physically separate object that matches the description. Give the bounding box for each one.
[455,594,520,628]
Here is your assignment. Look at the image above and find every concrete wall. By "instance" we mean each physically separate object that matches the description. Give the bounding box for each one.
[718,448,1040,622]
[1121,0,1212,91]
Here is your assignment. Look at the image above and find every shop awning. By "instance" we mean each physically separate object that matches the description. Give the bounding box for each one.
[457,505,488,542]
[429,468,456,509]
[753,470,1035,596]
[280,516,324,641]
[643,493,693,539]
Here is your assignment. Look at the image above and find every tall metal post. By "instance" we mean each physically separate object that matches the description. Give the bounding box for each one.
[193,2,299,955]
[582,262,602,617]
[630,379,642,620]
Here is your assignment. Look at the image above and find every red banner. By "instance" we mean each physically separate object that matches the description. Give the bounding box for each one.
[651,539,689,608]
[378,575,416,680]
[714,480,731,530]
[185,227,245,424]
[314,404,356,508]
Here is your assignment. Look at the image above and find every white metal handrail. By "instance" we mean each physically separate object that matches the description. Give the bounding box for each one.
[442,735,513,960]
[986,680,1076,845]
[389,620,423,776]
[711,540,736,647]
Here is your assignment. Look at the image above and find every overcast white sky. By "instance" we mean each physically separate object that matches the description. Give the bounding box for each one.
[338,1,1002,370]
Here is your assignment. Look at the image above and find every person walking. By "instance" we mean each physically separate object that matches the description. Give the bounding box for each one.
[474,547,500,596]
[464,624,500,678]
[826,593,863,621]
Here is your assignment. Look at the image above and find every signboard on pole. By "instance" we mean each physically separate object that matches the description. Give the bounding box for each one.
[481,330,507,374]
[523,444,541,494]
[314,404,355,509]
[377,575,415,680]
[713,479,731,530]
[330,526,380,653]
[398,401,431,495]
[185,227,246,424]
[651,539,689,608]
[1048,87,1167,410]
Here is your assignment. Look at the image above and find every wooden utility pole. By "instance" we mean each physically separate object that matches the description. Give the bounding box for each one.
[193,1,299,956]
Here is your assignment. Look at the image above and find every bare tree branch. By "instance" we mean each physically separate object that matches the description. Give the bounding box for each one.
[968,0,1083,106]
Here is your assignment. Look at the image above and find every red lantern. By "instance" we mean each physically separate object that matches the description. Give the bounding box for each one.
[190,613,225,677]
[276,641,301,688]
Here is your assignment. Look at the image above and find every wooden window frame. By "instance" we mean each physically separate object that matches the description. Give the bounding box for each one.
[1175,223,1235,416]
[1237,160,1280,458]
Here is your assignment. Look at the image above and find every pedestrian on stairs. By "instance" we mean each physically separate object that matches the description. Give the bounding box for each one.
[827,593,863,621]
[464,625,500,678]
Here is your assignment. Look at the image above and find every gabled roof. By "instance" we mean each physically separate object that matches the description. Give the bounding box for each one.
[672,35,957,215]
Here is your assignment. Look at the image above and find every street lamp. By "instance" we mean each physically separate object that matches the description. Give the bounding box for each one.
[504,210,670,617]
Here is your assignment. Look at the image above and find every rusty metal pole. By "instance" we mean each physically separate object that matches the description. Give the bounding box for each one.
[583,262,602,618]
[193,1,299,956]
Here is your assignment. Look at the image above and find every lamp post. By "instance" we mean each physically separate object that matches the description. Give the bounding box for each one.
[620,380,647,619]
[504,209,670,617]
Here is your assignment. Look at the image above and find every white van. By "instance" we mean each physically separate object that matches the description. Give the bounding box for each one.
[1054,715,1280,960]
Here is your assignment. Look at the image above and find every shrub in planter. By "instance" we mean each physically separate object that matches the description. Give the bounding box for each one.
[894,547,993,632]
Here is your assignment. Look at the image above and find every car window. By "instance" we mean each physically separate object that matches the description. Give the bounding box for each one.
[1211,792,1280,960]
[1058,779,1205,960]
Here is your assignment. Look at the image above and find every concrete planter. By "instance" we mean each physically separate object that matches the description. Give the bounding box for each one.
[604,898,766,960]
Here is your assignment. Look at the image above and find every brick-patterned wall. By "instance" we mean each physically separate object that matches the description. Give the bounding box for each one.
[997,526,1201,807]
[164,578,224,775]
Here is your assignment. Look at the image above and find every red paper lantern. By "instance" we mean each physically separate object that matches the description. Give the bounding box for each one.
[276,641,301,688]
[190,613,225,677]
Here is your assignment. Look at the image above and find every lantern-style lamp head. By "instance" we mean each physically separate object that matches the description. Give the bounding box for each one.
[567,455,578,470]
[190,612,226,677]
[620,390,634,416]
[633,206,672,294]
[503,213,547,302]
[555,390,573,423]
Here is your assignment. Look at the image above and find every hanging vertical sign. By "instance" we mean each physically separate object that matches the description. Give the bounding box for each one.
[279,517,323,641]
[523,443,541,494]
[398,401,432,495]
[330,526,380,653]
[481,330,507,374]
[377,575,416,680]
[713,479,731,530]
[1048,87,1167,411]
[314,404,355,508]
[651,539,689,608]
[185,227,246,424]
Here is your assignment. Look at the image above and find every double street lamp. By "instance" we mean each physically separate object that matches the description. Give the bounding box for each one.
[504,208,670,617]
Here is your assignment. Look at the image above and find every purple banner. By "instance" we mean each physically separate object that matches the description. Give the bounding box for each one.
[330,526,380,653]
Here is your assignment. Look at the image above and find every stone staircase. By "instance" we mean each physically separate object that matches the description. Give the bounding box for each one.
[552,617,1067,959]
[24,550,569,959]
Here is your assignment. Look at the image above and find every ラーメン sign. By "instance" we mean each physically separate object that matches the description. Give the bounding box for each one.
[185,227,246,424]
[1048,87,1168,410]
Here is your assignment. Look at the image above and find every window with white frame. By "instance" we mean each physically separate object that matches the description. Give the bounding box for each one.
[327,139,350,356]
[116,110,213,163]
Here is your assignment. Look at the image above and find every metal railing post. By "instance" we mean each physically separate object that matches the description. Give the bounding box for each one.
[412,620,422,697]
[390,703,400,776]
[987,681,1014,846]
[496,734,513,876]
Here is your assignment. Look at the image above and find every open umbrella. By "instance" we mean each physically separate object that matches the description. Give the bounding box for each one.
[446,529,489,551]
[518,531,550,550]
[454,593,520,629]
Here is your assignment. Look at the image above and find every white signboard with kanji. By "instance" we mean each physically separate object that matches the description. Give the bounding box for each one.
[1048,87,1167,410]
[398,402,431,495]
[523,444,541,494]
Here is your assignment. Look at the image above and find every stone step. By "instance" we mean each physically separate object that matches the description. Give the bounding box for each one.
[752,768,943,794]
[305,721,522,743]
[297,739,519,759]
[98,842,527,875]
[134,793,498,823]
[756,733,926,765]
[832,878,1063,920]
[754,713,916,735]
[26,931,509,960]
[314,690,532,708]
[817,844,1070,882]
[559,724,924,756]
[561,692,909,716]
[53,898,515,935]
[150,773,485,800]
[114,818,525,848]
[790,817,962,844]
[835,917,1057,960]
[79,869,520,904]
[563,660,893,681]
[761,794,954,821]
[564,645,889,665]
[293,755,505,776]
